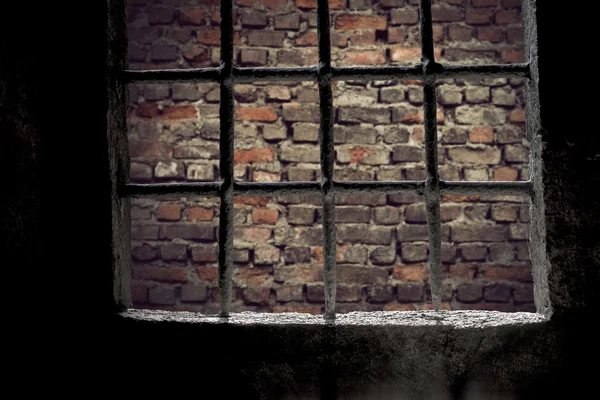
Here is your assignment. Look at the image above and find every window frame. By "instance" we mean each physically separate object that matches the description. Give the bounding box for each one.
[109,0,551,319]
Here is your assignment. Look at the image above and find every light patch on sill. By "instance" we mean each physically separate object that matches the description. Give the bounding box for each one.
[121,309,548,328]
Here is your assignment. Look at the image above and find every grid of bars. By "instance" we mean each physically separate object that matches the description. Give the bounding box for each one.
[121,0,534,319]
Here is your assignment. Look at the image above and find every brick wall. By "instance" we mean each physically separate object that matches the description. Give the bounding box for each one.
[127,0,533,313]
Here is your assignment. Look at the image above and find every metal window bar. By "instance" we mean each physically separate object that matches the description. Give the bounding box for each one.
[120,0,534,318]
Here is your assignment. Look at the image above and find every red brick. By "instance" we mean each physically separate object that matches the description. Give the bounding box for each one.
[432,5,464,22]
[234,196,271,207]
[236,0,255,5]
[433,25,444,43]
[465,8,493,25]
[335,15,387,31]
[235,107,278,122]
[236,267,271,285]
[295,31,318,46]
[387,28,405,44]
[179,8,205,25]
[390,47,420,62]
[418,302,452,311]
[501,47,524,63]
[296,0,346,9]
[392,264,430,282]
[509,108,526,123]
[495,10,520,24]
[252,208,278,225]
[398,109,445,124]
[502,0,521,8]
[344,51,386,65]
[447,264,476,280]
[235,227,272,242]
[136,102,160,118]
[482,265,533,282]
[196,266,218,282]
[234,148,275,164]
[197,29,220,45]
[271,304,322,314]
[157,204,182,221]
[493,167,518,181]
[161,106,197,120]
[133,266,188,283]
[260,0,287,8]
[188,207,214,221]
[469,127,494,143]
[383,303,415,311]
[274,265,323,283]
[477,27,503,43]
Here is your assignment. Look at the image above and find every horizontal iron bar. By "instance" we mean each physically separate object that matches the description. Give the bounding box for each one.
[434,63,530,79]
[440,180,533,195]
[234,66,318,82]
[120,180,532,197]
[334,180,425,194]
[120,182,220,197]
[123,68,220,83]
[234,181,321,195]
[122,63,530,83]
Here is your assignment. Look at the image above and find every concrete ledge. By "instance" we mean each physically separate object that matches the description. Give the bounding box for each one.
[121,309,547,328]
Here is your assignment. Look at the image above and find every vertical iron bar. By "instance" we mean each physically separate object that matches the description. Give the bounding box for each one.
[420,0,442,311]
[316,0,336,320]
[218,0,235,317]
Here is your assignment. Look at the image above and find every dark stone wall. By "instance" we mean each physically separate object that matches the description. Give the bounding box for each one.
[2,1,598,397]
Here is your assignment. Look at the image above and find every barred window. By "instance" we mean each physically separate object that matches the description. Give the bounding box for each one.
[117,0,546,318]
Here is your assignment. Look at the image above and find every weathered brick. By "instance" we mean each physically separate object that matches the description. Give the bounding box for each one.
[464,168,489,181]
[465,8,493,25]
[233,249,250,263]
[338,107,390,124]
[438,86,463,105]
[478,27,503,43]
[455,105,506,125]
[282,104,320,123]
[489,243,515,263]
[344,51,386,65]
[452,224,505,242]
[448,146,501,165]
[239,48,268,66]
[336,15,387,30]
[374,206,400,225]
[387,27,406,44]
[473,0,497,6]
[432,5,463,22]
[179,7,206,25]
[275,14,300,30]
[449,25,473,42]
[441,127,468,144]
[390,9,419,25]
[250,208,277,225]
[171,83,202,101]
[179,284,208,303]
[269,285,303,304]
[380,87,406,104]
[337,225,392,245]
[465,86,490,104]
[131,285,148,304]
[154,161,184,179]
[392,264,429,281]
[405,203,427,223]
[335,126,378,144]
[274,264,322,283]
[335,206,371,223]
[370,246,396,265]
[240,9,267,27]
[130,162,153,182]
[134,266,188,283]
[401,243,428,262]
[132,244,159,261]
[288,167,317,181]
[254,245,280,265]
[236,267,271,286]
[396,283,424,302]
[397,224,428,242]
[504,144,529,163]
[247,31,286,47]
[501,47,524,64]
[457,283,484,302]
[277,49,318,66]
[148,5,174,25]
[143,84,169,101]
[338,266,388,285]
[148,286,176,305]
[460,244,488,261]
[509,223,528,240]
[447,264,476,281]
[190,244,218,263]
[392,145,423,162]
[288,206,315,225]
[491,204,518,222]
[284,247,311,264]
[492,87,517,106]
[159,223,214,241]
[513,283,534,303]
[186,164,214,181]
[242,287,271,305]
[197,29,220,45]
[296,0,346,8]
[131,225,159,240]
[160,242,188,261]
